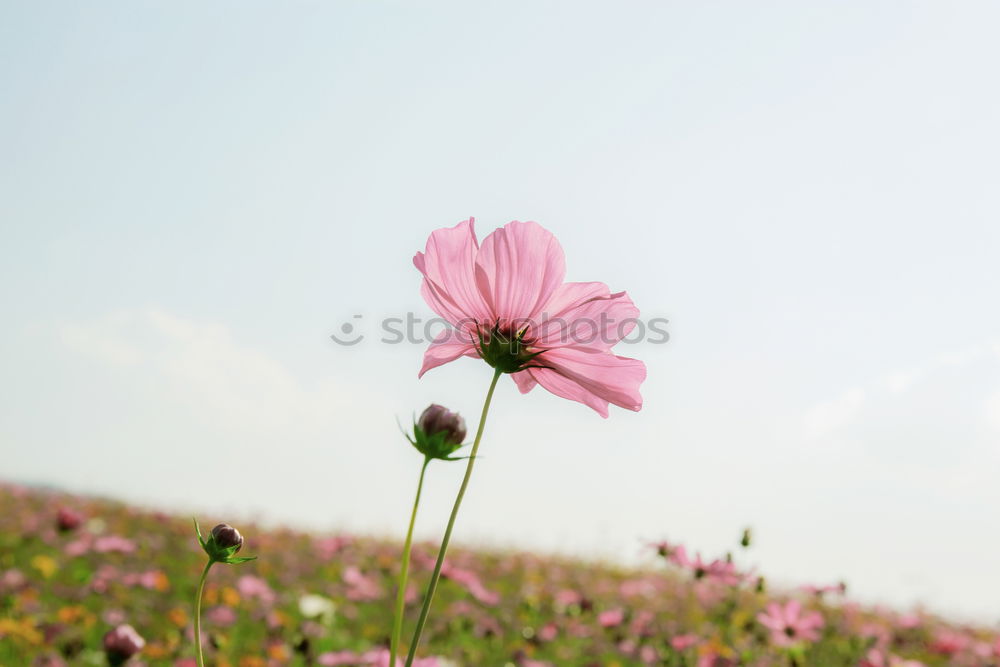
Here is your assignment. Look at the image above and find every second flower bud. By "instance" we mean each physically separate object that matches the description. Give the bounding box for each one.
[408,404,467,461]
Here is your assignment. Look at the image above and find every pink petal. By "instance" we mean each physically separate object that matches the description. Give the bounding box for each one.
[756,612,783,632]
[317,651,365,666]
[414,218,491,327]
[535,282,639,351]
[539,281,608,317]
[511,370,537,393]
[803,611,825,629]
[418,328,479,378]
[528,347,645,417]
[670,545,692,568]
[473,221,565,323]
[785,599,801,624]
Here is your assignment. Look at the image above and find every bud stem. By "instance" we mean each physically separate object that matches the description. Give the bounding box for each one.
[405,368,503,666]
[388,457,431,666]
[194,560,213,667]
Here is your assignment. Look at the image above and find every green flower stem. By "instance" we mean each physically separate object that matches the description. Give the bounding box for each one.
[388,457,431,666]
[405,368,503,666]
[194,560,213,667]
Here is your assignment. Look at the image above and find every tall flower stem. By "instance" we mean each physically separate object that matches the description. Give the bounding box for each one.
[194,560,213,667]
[388,457,431,666]
[405,368,503,666]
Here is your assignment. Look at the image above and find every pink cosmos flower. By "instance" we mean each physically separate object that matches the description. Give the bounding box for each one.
[363,648,441,667]
[756,599,824,647]
[93,535,137,554]
[32,655,67,667]
[598,608,626,628]
[414,219,646,417]
[64,536,92,557]
[973,641,994,659]
[697,651,737,667]
[800,582,847,596]
[650,539,675,556]
[317,651,364,666]
[670,634,699,651]
[629,609,655,637]
[315,535,353,560]
[440,562,500,605]
[860,649,926,667]
[638,645,658,664]
[0,568,27,593]
[206,606,238,627]
[537,622,559,642]
[316,648,441,667]
[664,545,745,586]
[683,552,742,586]
[619,577,661,598]
[342,566,383,602]
[929,629,969,655]
[554,588,583,608]
[121,569,168,591]
[236,574,276,605]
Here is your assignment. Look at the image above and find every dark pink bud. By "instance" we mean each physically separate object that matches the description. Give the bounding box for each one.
[418,404,467,445]
[103,624,145,663]
[210,523,243,552]
[56,507,84,532]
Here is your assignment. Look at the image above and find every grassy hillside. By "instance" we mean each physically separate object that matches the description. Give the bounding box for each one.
[0,482,995,666]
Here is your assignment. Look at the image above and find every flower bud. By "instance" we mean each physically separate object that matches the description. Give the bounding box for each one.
[103,624,145,665]
[418,405,466,445]
[195,520,256,565]
[56,507,84,532]
[210,524,243,552]
[408,405,467,461]
[740,527,752,549]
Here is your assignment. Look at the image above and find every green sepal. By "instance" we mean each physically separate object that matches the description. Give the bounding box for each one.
[226,556,258,564]
[474,322,546,374]
[194,518,207,549]
[405,423,466,462]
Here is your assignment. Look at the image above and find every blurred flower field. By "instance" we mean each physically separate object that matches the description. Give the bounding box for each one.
[1,482,997,667]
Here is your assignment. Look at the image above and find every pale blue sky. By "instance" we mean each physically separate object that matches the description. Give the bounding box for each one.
[2,2,999,619]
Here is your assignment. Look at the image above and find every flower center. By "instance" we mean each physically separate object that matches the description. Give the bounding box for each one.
[474,322,544,374]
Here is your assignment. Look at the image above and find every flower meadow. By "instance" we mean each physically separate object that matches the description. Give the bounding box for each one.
[3,219,998,666]
[3,482,999,667]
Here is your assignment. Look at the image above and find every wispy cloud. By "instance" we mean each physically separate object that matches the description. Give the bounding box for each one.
[800,340,1000,462]
[59,308,364,434]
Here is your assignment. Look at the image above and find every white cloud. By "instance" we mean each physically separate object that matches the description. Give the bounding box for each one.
[803,340,1000,444]
[985,391,1000,434]
[884,369,921,394]
[60,313,144,366]
[802,386,867,439]
[58,308,364,434]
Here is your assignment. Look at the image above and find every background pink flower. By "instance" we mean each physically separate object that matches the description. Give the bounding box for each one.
[756,599,824,647]
[598,607,626,628]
